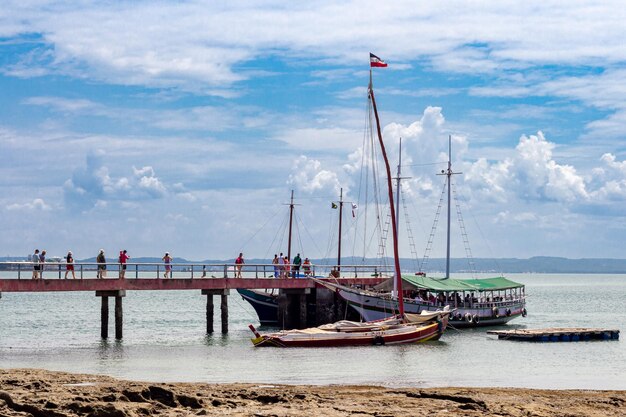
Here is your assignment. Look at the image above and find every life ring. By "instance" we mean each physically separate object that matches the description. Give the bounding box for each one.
[492,307,499,318]
[506,309,511,317]
[521,308,527,317]
[465,313,473,323]
[472,314,480,324]
[455,313,463,321]
[372,335,385,345]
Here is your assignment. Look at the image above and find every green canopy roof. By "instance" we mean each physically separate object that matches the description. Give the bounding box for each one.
[376,275,524,292]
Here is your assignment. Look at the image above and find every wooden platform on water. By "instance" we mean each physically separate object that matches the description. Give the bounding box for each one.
[487,328,620,342]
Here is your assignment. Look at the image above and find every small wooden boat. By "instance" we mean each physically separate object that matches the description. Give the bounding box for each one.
[249,310,450,347]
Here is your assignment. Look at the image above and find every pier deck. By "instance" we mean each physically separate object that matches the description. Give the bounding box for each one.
[488,328,620,342]
[0,262,388,338]
[0,276,382,292]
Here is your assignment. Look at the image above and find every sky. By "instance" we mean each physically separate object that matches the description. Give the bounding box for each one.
[1,1,626,262]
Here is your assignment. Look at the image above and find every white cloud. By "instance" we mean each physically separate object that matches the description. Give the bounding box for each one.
[6,198,51,211]
[4,2,626,94]
[288,156,341,195]
[64,155,170,209]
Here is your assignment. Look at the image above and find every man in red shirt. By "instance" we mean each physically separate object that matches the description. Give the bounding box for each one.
[119,249,130,279]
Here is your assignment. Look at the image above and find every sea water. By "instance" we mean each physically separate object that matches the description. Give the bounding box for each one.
[0,274,624,389]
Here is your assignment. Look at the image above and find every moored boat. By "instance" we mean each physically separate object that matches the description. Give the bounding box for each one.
[249,310,450,347]
[319,275,525,328]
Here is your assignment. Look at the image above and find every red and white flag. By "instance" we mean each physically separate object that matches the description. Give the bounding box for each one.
[370,53,388,68]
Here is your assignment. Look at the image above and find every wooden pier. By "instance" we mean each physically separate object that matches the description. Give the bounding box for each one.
[0,261,387,340]
[488,328,620,342]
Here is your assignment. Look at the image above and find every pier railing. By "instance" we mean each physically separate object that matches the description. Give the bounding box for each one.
[0,261,393,280]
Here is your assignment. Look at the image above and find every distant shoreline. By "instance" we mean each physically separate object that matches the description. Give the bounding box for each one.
[1,368,624,416]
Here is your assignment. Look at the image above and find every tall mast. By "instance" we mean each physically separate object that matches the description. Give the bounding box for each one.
[337,187,344,270]
[369,70,404,316]
[287,190,295,262]
[393,138,403,297]
[446,136,451,279]
[439,134,460,280]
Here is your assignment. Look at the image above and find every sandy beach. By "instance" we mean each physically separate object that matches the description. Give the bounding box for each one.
[1,369,625,416]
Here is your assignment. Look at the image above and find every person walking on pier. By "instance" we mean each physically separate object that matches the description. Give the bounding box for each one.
[292,253,302,278]
[235,252,244,278]
[162,252,173,278]
[65,251,75,279]
[32,249,40,279]
[96,249,106,279]
[118,249,129,279]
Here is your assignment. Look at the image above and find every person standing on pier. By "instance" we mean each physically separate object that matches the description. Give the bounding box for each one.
[39,250,46,279]
[235,252,244,278]
[65,251,75,279]
[162,252,173,278]
[292,253,302,278]
[118,249,129,279]
[31,249,40,279]
[96,249,106,279]
[303,257,312,277]
[272,254,279,278]
[284,256,291,278]
[278,252,285,278]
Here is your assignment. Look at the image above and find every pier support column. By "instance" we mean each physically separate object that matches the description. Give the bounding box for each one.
[221,294,229,334]
[115,295,123,340]
[202,289,230,334]
[277,288,310,329]
[206,294,214,334]
[96,290,126,340]
[101,296,109,338]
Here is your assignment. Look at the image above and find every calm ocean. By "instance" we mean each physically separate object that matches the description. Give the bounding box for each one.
[0,274,624,389]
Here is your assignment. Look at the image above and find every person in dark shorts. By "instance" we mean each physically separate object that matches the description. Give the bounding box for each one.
[97,249,106,279]
[32,249,40,279]
[118,249,129,279]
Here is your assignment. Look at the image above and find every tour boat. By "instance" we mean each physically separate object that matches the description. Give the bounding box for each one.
[322,135,527,327]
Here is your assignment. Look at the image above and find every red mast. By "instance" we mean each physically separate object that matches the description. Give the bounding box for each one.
[368,71,405,317]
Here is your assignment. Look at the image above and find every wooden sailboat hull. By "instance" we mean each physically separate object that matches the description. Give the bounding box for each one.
[250,319,446,348]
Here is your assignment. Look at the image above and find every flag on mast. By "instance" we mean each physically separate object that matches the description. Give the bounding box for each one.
[370,53,388,68]
[331,202,338,209]
[351,203,358,217]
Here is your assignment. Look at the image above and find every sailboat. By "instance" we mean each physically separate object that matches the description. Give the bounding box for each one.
[249,54,451,347]
[319,136,527,327]
[237,190,299,326]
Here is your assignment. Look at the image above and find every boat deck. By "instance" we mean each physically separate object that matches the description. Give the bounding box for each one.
[487,328,620,342]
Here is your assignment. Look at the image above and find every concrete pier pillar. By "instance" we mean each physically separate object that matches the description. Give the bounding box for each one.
[202,289,229,334]
[221,294,228,334]
[206,294,215,334]
[299,293,307,328]
[101,296,109,339]
[96,290,126,339]
[115,296,123,340]
[277,288,310,329]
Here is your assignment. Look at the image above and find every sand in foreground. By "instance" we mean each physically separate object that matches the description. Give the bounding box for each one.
[1,369,625,416]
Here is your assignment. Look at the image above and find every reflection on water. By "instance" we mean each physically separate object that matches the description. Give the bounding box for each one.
[0,274,625,389]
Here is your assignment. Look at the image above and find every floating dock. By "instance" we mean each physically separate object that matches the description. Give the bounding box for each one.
[487,328,620,342]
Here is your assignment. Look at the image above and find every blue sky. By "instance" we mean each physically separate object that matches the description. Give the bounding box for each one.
[1,1,626,262]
